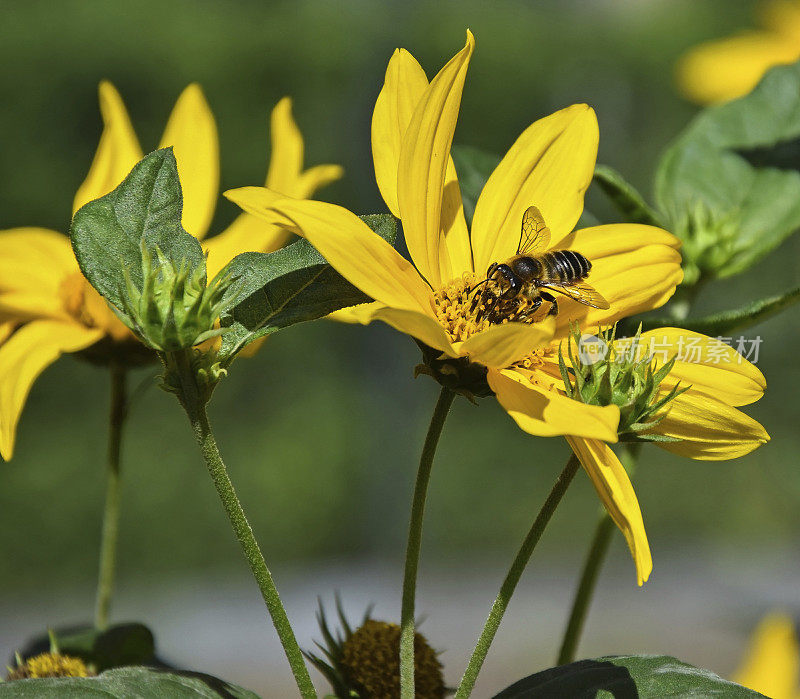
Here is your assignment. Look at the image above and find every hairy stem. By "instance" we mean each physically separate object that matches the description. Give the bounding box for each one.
[400,387,455,699]
[94,364,128,630]
[173,350,316,698]
[455,454,581,698]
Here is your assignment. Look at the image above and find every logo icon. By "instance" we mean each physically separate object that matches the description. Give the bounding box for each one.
[578,333,608,365]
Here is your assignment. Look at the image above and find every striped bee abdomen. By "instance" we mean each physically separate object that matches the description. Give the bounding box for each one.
[540,250,591,282]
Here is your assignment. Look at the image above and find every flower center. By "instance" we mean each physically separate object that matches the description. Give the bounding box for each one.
[432,273,490,343]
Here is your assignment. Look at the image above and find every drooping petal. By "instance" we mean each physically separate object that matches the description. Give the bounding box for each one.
[733,613,800,699]
[459,318,555,368]
[73,82,143,215]
[370,305,456,357]
[636,329,766,407]
[224,189,434,314]
[566,435,652,585]
[203,215,292,279]
[327,302,386,325]
[650,391,769,460]
[266,97,304,194]
[471,104,598,274]
[294,164,344,200]
[397,31,474,287]
[0,320,103,460]
[552,224,683,334]
[158,84,219,240]
[489,368,620,442]
[677,31,800,105]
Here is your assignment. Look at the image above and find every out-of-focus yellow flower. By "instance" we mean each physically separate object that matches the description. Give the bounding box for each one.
[734,613,800,699]
[0,82,341,461]
[226,32,708,584]
[677,0,800,104]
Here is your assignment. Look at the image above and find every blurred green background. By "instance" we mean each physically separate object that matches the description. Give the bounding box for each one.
[1,0,798,693]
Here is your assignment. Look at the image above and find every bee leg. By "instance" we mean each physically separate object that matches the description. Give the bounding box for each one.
[540,290,558,316]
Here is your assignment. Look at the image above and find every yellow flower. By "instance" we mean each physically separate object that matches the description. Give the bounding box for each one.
[225,32,707,584]
[677,0,800,104]
[0,82,341,461]
[734,613,800,699]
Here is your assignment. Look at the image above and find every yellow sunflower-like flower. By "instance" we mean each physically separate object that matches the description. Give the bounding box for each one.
[0,82,342,461]
[734,613,800,699]
[677,0,800,104]
[226,32,767,585]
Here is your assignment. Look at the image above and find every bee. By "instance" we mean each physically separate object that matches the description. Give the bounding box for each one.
[472,206,610,323]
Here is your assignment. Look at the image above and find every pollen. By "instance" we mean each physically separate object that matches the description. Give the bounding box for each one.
[432,273,493,343]
[516,347,547,369]
[6,652,91,680]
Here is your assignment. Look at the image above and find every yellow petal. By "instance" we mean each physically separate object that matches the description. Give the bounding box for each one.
[158,84,219,240]
[372,49,429,218]
[223,189,434,313]
[0,320,103,460]
[637,328,766,407]
[266,97,304,194]
[676,31,800,105]
[295,164,344,200]
[459,318,555,368]
[471,104,598,274]
[0,322,14,345]
[489,368,620,442]
[73,82,143,215]
[0,228,76,298]
[734,612,800,699]
[203,215,292,279]
[327,301,386,325]
[397,31,474,287]
[369,305,456,357]
[553,224,683,334]
[651,391,769,461]
[440,160,473,277]
[566,436,652,585]
[761,0,800,41]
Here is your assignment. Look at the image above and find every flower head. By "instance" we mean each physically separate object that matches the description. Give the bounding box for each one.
[0,83,341,461]
[225,33,768,585]
[677,0,800,104]
[6,652,92,681]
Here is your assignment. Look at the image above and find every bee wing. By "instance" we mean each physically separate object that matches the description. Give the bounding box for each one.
[542,282,611,310]
[517,206,551,255]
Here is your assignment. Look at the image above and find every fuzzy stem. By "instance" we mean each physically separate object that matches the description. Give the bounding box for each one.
[400,386,455,699]
[94,365,128,630]
[454,454,581,698]
[172,350,316,698]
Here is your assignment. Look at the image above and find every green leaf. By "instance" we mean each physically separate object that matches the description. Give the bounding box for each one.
[593,165,664,227]
[216,213,396,361]
[451,145,500,224]
[16,624,155,673]
[493,655,766,698]
[655,60,800,279]
[0,667,258,698]
[642,285,800,335]
[70,147,205,314]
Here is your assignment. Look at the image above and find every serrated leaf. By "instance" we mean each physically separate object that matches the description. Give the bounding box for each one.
[0,666,258,698]
[15,623,155,673]
[216,214,396,361]
[450,145,500,225]
[70,148,205,315]
[655,60,800,278]
[642,285,800,335]
[593,165,664,227]
[493,655,766,698]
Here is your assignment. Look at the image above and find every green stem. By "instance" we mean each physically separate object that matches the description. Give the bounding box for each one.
[94,364,128,630]
[400,386,455,699]
[173,351,316,699]
[454,454,581,699]
[555,442,642,666]
[556,513,614,665]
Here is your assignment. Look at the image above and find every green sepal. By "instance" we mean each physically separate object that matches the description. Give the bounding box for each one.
[643,285,800,335]
[593,165,664,227]
[655,59,800,281]
[0,667,258,697]
[493,654,767,698]
[215,213,397,363]
[70,148,205,316]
